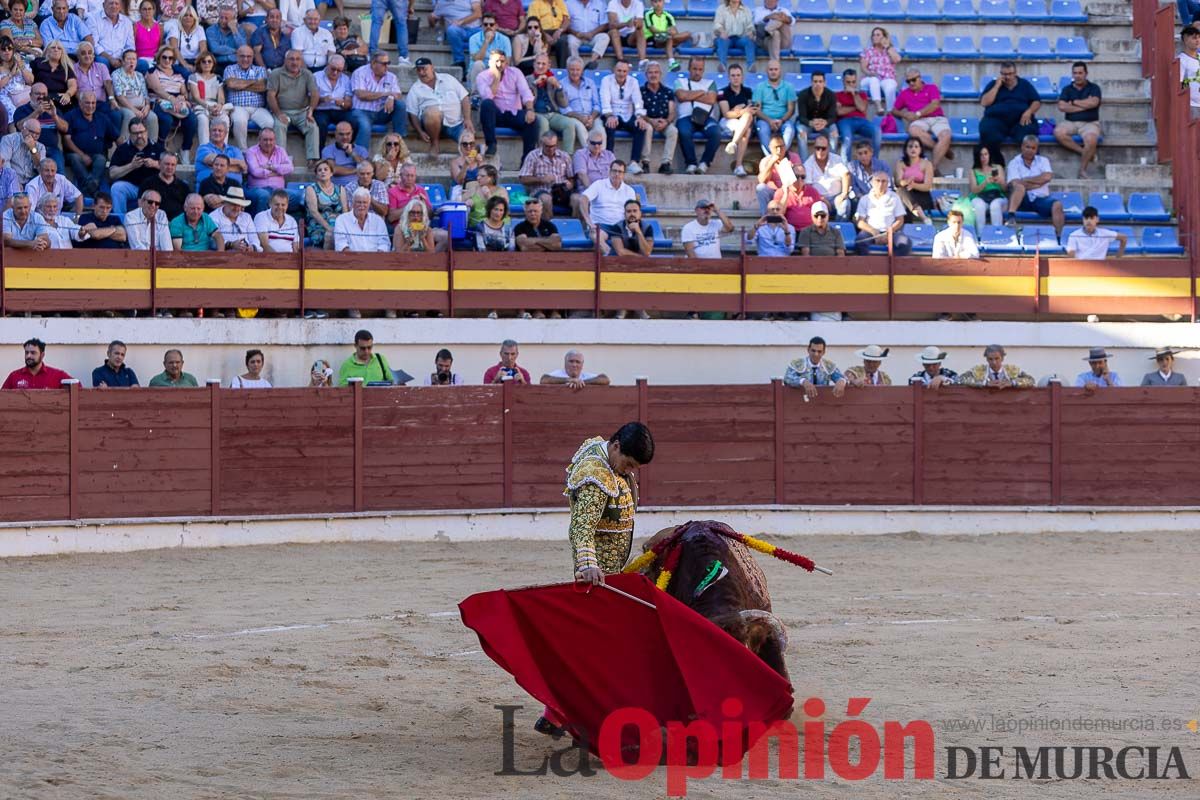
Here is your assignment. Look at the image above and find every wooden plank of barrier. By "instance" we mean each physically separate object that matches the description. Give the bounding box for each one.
[743,255,890,315]
[911,381,923,504]
[0,391,71,522]
[305,252,451,313]
[1049,379,1061,505]
[637,378,650,505]
[772,378,784,504]
[67,381,79,519]
[502,379,513,507]
[1,249,153,313]
[892,257,1037,315]
[599,255,743,313]
[1040,258,1194,317]
[452,251,596,312]
[155,251,301,310]
[353,379,364,511]
[209,380,220,515]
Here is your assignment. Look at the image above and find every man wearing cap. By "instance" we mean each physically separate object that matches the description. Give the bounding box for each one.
[959,344,1035,389]
[406,58,472,156]
[845,345,891,387]
[209,186,262,252]
[784,335,846,399]
[1074,347,1121,389]
[911,346,957,388]
[796,201,844,255]
[1140,348,1189,386]
[682,198,734,259]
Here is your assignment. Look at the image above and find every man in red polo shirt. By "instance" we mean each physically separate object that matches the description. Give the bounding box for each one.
[2,338,73,389]
[483,339,532,384]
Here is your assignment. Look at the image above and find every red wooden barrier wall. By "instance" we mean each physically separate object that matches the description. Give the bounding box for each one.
[1,384,1199,525]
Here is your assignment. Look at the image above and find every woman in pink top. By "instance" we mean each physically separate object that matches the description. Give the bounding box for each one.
[859,26,900,115]
[134,0,163,66]
[892,136,933,224]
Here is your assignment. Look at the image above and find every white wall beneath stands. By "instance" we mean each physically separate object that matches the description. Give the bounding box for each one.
[0,319,1197,388]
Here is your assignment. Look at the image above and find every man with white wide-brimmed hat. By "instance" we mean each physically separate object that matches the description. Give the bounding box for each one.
[210,186,261,252]
[1074,347,1122,389]
[909,345,958,388]
[845,344,891,386]
[1140,347,1189,386]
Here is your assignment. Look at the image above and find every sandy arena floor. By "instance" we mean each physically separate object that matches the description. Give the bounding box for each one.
[1,529,1198,799]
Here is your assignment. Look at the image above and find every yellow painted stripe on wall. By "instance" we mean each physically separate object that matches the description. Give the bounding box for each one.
[1042,276,1192,298]
[895,275,1033,297]
[305,270,449,291]
[453,270,594,291]
[4,267,151,290]
[600,273,741,295]
[156,268,300,290]
[746,274,889,295]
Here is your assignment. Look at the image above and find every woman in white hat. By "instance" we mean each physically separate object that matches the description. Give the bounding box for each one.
[910,345,957,388]
[845,345,891,386]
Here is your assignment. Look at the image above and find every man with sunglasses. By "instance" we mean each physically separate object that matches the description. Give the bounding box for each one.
[466,13,511,86]
[314,54,353,151]
[892,67,951,172]
[350,51,407,150]
[123,189,172,251]
[571,132,613,211]
[979,61,1040,152]
[802,134,850,219]
[407,56,471,156]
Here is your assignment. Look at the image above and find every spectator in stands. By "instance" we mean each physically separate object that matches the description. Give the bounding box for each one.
[432,0,483,74]
[528,52,583,151]
[112,49,160,141]
[63,91,117,198]
[92,0,134,71]
[93,340,139,388]
[1,2,39,64]
[598,197,651,261]
[77,191,128,248]
[666,61,716,179]
[541,349,610,388]
[608,0,647,68]
[718,63,754,177]
[310,358,334,385]
[853,170,910,255]
[211,186,260,251]
[859,26,899,115]
[1141,347,1188,386]
[1006,135,1065,236]
[572,129,613,193]
[755,133,800,214]
[1065,205,1127,260]
[835,70,878,162]
[252,8,288,70]
[526,0,572,66]
[845,345,890,387]
[559,57,603,145]
[485,339,530,384]
[385,162,434,216]
[477,50,538,166]
[1179,0,1200,24]
[682,198,733,259]
[893,136,933,224]
[132,1,164,68]
[783,335,846,398]
[636,61,676,174]
[0,120,47,190]
[752,60,795,156]
[892,67,951,173]
[244,127,294,212]
[188,54,227,147]
[407,57,472,157]
[42,1,91,58]
[1180,26,1200,113]
[968,143,1007,234]
[314,54,353,151]
[644,0,690,71]
[335,186,389,252]
[337,330,397,384]
[230,349,272,389]
[467,12,511,86]
[2,338,72,390]
[355,160,390,218]
[773,163,822,232]
[712,0,752,73]
[267,49,320,167]
[751,198,793,257]
[751,0,791,66]
[135,152,188,223]
[514,195,562,251]
[2,193,49,250]
[0,153,17,209]
[74,43,117,131]
[463,162,508,227]
[794,70,836,160]
[932,208,979,259]
[566,0,609,68]
[39,195,80,249]
[171,191,225,250]
[26,157,83,215]
[1075,347,1121,389]
[166,7,206,75]
[393,197,437,252]
[979,62,1040,152]
[15,83,68,172]
[958,345,1035,389]
[223,45,273,149]
[320,121,369,192]
[199,153,238,209]
[486,0,525,41]
[519,129,574,208]
[804,134,850,219]
[350,52,406,150]
[108,119,161,213]
[1054,61,1103,179]
[424,348,463,385]
[149,349,198,387]
[796,200,844,255]
[578,158,635,232]
[599,59,647,172]
[911,346,957,388]
[292,9,334,70]
[448,133,484,195]
[125,188,172,250]
[255,188,301,252]
[206,7,246,69]
[475,194,515,253]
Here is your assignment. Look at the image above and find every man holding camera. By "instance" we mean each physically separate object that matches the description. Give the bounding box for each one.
[425,348,465,385]
[484,339,532,384]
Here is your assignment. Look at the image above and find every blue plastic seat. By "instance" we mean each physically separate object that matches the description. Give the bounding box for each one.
[869,0,904,18]
[554,218,593,249]
[979,0,1013,19]
[940,74,977,98]
[790,33,827,57]
[1056,37,1093,60]
[943,0,976,18]
[1049,0,1087,21]
[631,183,657,214]
[941,35,977,59]
[1014,0,1048,20]
[1017,36,1053,59]
[832,0,869,17]
[421,184,448,210]
[906,0,940,18]
[1128,193,1171,222]
[686,0,718,16]
[1027,74,1057,100]
[1140,227,1185,254]
[823,72,844,91]
[501,183,525,213]
[882,118,908,142]
[980,36,1015,59]
[832,221,857,245]
[828,34,862,58]
[903,35,940,59]
[1088,192,1130,222]
[663,0,686,12]
[741,72,767,90]
[645,219,672,249]
[1021,225,1063,254]
[1107,226,1143,255]
[904,223,936,252]
[929,189,959,218]
[948,117,980,142]
[1042,191,1081,221]
[980,224,1022,253]
[787,72,812,93]
[794,0,833,17]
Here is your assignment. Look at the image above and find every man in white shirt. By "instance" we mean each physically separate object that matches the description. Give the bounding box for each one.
[1180,25,1200,112]
[1006,134,1065,237]
[210,186,263,251]
[1065,205,1127,260]
[674,56,720,174]
[802,134,850,219]
[124,189,172,250]
[931,209,980,259]
[566,0,611,67]
[335,187,390,251]
[681,198,734,259]
[606,0,646,67]
[291,9,335,69]
[577,158,635,230]
[405,57,472,156]
[540,349,610,388]
[599,60,648,172]
[89,0,133,69]
[853,171,910,255]
[38,194,80,249]
[254,188,301,252]
[314,55,353,151]
[752,0,793,63]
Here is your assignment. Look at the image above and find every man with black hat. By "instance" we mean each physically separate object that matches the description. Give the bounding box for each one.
[911,345,957,388]
[1141,347,1189,386]
[1074,347,1121,389]
[406,57,472,156]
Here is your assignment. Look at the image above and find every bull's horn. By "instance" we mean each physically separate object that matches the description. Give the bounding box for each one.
[739,609,789,651]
